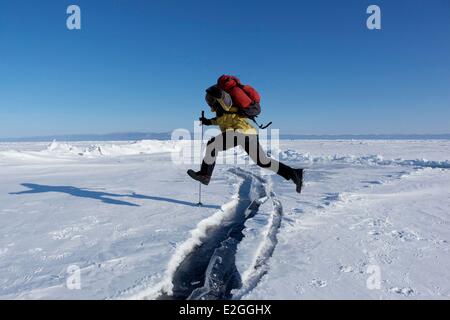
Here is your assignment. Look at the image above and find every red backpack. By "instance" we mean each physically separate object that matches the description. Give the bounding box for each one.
[217,75,271,129]
[218,75,260,108]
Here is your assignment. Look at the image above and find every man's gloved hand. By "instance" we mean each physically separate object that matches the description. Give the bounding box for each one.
[199,116,212,126]
[205,85,223,99]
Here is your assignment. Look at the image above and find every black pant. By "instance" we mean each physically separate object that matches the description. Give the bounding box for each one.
[200,131,293,180]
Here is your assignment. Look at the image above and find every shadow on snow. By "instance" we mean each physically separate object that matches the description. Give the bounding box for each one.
[9,183,220,209]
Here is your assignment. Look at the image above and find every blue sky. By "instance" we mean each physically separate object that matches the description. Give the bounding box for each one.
[0,0,449,137]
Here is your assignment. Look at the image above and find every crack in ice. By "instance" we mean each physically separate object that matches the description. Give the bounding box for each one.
[128,168,284,300]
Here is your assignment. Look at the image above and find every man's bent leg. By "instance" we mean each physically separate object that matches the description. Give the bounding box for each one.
[243,134,293,180]
[200,132,230,177]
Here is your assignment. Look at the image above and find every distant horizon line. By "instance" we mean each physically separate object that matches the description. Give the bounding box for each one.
[1,131,450,142]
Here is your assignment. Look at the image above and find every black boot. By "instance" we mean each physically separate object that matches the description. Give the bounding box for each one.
[291,169,304,194]
[187,169,211,186]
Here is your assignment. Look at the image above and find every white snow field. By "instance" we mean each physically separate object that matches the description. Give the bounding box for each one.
[0,139,449,300]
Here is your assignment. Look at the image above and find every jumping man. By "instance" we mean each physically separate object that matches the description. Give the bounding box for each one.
[187,75,303,193]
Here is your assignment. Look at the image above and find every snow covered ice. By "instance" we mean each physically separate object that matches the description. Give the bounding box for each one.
[0,139,449,299]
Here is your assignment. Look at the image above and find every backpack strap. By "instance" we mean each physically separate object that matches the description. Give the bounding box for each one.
[249,117,272,130]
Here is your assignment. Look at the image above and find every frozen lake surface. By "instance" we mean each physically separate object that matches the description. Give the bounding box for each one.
[0,139,449,299]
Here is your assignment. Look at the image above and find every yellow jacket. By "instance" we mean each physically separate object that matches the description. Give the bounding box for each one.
[211,113,257,134]
[209,97,257,135]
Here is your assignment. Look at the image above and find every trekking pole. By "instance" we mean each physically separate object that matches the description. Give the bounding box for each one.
[198,110,205,206]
